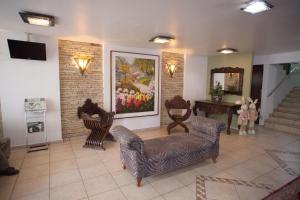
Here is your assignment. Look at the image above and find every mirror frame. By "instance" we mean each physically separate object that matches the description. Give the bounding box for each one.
[210,67,244,95]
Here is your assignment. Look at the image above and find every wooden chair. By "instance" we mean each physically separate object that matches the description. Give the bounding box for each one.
[77,99,115,150]
[165,95,192,135]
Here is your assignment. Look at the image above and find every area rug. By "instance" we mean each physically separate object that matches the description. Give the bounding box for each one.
[262,176,300,200]
[196,175,273,200]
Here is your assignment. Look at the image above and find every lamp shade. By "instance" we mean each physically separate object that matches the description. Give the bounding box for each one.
[73,55,92,75]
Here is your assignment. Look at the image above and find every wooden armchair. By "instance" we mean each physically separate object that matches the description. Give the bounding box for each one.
[165,95,192,135]
[77,99,115,150]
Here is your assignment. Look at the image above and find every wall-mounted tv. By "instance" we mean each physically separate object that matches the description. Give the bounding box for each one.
[7,39,46,61]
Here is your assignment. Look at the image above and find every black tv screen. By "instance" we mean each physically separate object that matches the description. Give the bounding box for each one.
[7,39,46,61]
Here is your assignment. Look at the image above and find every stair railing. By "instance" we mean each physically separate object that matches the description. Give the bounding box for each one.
[267,65,300,98]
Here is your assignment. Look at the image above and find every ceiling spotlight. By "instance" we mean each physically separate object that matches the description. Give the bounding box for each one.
[241,0,273,14]
[149,35,175,44]
[19,11,55,27]
[217,48,238,54]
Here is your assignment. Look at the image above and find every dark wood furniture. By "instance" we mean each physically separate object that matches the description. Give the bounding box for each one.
[193,100,240,134]
[210,67,244,95]
[165,95,192,135]
[77,99,115,150]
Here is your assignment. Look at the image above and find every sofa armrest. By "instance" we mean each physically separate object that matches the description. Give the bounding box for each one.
[111,125,144,153]
[190,116,226,143]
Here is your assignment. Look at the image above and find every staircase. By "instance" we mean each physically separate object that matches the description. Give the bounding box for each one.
[264,87,300,135]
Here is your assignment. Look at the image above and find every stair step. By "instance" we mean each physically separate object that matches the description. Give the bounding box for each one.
[265,117,300,129]
[264,122,300,135]
[271,111,300,120]
[287,93,300,98]
[283,97,300,103]
[277,107,300,114]
[280,102,300,109]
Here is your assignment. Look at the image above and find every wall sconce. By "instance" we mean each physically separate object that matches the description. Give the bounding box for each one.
[73,55,92,75]
[166,63,177,78]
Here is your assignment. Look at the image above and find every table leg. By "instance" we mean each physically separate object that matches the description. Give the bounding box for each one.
[227,109,233,135]
[193,105,198,116]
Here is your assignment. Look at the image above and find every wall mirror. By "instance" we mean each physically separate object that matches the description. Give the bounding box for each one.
[210,67,244,95]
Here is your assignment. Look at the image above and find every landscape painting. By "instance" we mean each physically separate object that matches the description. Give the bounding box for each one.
[111,51,159,118]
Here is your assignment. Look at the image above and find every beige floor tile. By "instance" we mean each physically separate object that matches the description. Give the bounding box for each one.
[13,190,49,200]
[0,174,18,187]
[121,182,160,200]
[50,150,75,162]
[150,197,165,200]
[22,155,49,168]
[264,167,297,185]
[50,158,77,174]
[76,155,102,169]
[50,181,87,200]
[173,169,199,186]
[73,149,97,158]
[205,181,239,200]
[83,174,118,197]
[187,182,196,193]
[235,185,269,200]
[12,175,49,199]
[9,159,23,169]
[222,165,261,181]
[50,168,81,188]
[111,170,136,186]
[79,163,109,180]
[89,188,126,200]
[150,176,184,195]
[0,182,14,200]
[25,150,49,159]
[10,149,26,161]
[104,158,123,173]
[18,163,49,181]
[163,186,194,200]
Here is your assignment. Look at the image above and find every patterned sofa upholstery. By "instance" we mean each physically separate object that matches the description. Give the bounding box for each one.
[111,116,225,187]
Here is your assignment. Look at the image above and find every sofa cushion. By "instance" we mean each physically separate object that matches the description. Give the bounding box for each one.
[111,126,144,153]
[143,134,213,161]
[190,116,225,143]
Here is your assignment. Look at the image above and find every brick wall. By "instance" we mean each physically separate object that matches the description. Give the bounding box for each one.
[59,40,103,138]
[161,52,184,125]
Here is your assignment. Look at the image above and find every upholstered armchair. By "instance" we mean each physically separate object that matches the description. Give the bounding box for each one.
[77,99,115,150]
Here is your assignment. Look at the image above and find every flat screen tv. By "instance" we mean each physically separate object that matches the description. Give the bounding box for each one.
[7,39,46,61]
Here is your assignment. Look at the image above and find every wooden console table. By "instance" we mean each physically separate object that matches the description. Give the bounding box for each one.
[193,100,240,134]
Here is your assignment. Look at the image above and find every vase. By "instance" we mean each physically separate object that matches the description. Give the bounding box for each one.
[211,95,222,103]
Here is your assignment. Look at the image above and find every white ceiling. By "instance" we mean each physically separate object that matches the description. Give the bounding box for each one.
[0,0,300,55]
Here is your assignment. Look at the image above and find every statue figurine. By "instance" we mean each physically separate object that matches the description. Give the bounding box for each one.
[247,97,258,135]
[237,97,249,136]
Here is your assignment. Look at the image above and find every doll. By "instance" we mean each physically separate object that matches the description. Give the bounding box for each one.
[237,97,249,136]
[247,97,258,135]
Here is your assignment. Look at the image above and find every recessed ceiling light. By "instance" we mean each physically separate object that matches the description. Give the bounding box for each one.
[217,48,238,54]
[241,0,273,14]
[149,35,175,44]
[19,11,55,27]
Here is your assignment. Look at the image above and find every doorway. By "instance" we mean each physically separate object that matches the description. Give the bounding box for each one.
[250,65,264,124]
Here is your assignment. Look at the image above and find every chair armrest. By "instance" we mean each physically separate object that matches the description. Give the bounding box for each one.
[111,126,144,153]
[190,116,226,143]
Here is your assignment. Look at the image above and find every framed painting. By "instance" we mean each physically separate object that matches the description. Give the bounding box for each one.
[111,51,160,119]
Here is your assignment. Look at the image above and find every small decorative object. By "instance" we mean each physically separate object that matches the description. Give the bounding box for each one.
[111,51,159,118]
[166,63,177,78]
[73,55,92,75]
[237,97,249,135]
[210,81,224,103]
[247,97,258,135]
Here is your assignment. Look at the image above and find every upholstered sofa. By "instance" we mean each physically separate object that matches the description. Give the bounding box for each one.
[111,116,225,187]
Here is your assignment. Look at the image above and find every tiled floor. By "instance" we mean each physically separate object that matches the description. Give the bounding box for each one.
[1,125,299,200]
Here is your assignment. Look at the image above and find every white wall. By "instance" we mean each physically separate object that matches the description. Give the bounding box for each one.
[0,30,62,147]
[103,44,162,130]
[254,51,300,124]
[183,54,208,110]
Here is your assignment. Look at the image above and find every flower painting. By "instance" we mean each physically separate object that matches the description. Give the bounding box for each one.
[111,51,159,118]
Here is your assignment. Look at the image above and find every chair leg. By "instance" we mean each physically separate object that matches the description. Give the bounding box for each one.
[167,121,179,135]
[137,177,142,187]
[179,122,189,133]
[123,164,126,170]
